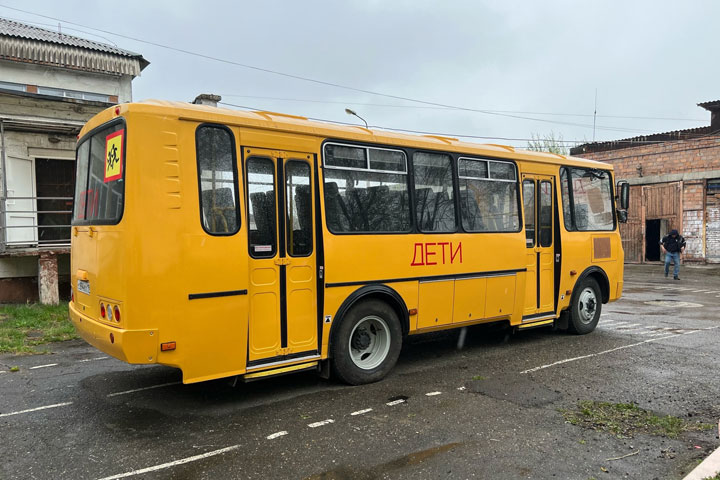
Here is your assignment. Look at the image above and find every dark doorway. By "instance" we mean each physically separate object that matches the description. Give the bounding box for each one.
[35,158,75,245]
[645,219,661,261]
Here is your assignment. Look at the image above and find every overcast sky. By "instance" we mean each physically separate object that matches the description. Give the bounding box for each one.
[3,1,719,148]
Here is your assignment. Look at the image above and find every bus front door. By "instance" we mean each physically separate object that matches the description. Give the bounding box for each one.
[522,175,555,320]
[245,149,318,368]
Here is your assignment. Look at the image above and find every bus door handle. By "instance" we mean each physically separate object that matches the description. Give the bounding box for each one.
[274,258,290,266]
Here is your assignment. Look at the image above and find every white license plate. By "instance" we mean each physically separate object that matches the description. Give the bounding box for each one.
[77,279,90,295]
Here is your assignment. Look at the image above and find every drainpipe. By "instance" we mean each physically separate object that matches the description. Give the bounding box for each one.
[0,119,7,253]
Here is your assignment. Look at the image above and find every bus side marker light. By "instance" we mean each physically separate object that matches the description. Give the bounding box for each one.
[109,333,114,344]
[570,270,577,276]
[114,106,120,116]
[408,308,418,316]
[566,290,572,296]
[161,342,176,352]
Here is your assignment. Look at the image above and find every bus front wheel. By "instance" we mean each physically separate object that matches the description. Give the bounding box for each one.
[568,277,602,334]
[331,299,403,385]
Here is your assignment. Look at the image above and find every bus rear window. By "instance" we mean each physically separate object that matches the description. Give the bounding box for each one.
[73,122,125,225]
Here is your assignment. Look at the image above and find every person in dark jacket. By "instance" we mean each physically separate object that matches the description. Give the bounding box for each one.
[660,229,686,280]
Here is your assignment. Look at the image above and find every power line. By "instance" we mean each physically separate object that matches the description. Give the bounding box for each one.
[219,94,707,122]
[0,4,668,135]
[217,101,688,146]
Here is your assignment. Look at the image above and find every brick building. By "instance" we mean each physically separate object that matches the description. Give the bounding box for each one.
[570,100,720,264]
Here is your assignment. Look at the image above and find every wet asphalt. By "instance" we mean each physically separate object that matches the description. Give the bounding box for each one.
[1,264,719,480]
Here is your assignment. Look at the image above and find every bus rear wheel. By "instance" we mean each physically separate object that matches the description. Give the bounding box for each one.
[568,277,602,334]
[331,299,402,385]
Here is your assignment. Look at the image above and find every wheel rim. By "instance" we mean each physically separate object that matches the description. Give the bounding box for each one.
[348,315,391,370]
[577,287,598,324]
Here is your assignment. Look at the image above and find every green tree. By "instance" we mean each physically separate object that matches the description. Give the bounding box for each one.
[526,132,568,155]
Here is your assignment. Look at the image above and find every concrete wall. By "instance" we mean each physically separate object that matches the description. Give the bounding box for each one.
[0,59,132,102]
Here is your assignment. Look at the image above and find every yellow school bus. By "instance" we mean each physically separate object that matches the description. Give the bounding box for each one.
[69,101,628,385]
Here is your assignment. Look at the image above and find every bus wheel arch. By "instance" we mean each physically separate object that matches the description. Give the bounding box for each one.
[567,268,606,334]
[578,266,610,304]
[328,285,407,385]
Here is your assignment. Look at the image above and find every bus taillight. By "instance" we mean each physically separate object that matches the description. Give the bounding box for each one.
[100,303,106,318]
[114,306,121,322]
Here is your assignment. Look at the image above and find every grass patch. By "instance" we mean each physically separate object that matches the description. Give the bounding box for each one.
[561,401,714,439]
[471,375,486,381]
[0,303,76,355]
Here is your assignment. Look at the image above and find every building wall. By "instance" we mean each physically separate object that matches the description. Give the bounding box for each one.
[576,135,720,263]
[0,59,132,102]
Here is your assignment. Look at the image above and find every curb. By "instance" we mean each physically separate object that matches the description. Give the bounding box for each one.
[684,444,720,480]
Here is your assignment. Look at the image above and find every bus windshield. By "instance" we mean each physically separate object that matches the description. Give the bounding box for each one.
[73,121,126,225]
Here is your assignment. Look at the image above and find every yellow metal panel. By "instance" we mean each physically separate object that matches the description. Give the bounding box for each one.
[452,278,486,323]
[287,287,316,350]
[418,280,454,329]
[485,276,516,318]
[249,291,281,359]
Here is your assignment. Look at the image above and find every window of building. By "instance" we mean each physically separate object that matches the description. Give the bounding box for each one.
[323,143,410,233]
[36,86,111,103]
[196,125,240,235]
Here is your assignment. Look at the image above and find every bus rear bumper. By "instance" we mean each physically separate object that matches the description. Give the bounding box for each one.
[69,302,158,364]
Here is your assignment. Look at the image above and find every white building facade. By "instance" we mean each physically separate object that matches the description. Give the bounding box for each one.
[0,18,148,303]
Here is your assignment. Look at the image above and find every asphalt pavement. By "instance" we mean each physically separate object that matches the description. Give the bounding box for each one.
[1,264,719,480]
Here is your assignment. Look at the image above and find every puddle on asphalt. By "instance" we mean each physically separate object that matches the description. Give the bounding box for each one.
[644,300,703,308]
[467,375,562,407]
[305,442,461,479]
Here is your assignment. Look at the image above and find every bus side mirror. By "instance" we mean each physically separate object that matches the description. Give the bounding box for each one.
[617,180,629,210]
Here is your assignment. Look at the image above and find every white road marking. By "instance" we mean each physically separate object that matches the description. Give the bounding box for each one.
[95,444,242,480]
[29,363,58,370]
[307,419,334,428]
[386,399,406,406]
[615,323,642,329]
[521,326,720,374]
[350,408,373,416]
[106,382,180,397]
[266,431,288,440]
[425,391,442,396]
[457,386,466,391]
[0,402,73,418]
[78,356,108,363]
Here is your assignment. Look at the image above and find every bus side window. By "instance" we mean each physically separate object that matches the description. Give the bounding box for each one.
[196,125,239,235]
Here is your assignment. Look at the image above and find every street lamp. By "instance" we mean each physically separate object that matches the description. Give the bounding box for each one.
[345,108,368,129]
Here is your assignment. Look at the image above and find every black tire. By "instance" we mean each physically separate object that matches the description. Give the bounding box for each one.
[567,277,602,334]
[330,299,403,385]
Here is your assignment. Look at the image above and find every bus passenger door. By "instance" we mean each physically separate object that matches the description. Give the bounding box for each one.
[522,175,555,320]
[245,149,318,367]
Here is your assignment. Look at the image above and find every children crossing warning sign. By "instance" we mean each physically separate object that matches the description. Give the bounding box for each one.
[104,129,124,182]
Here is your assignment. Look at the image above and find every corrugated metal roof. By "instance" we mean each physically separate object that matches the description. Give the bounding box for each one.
[571,100,720,155]
[570,126,715,155]
[698,100,720,111]
[0,17,142,58]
